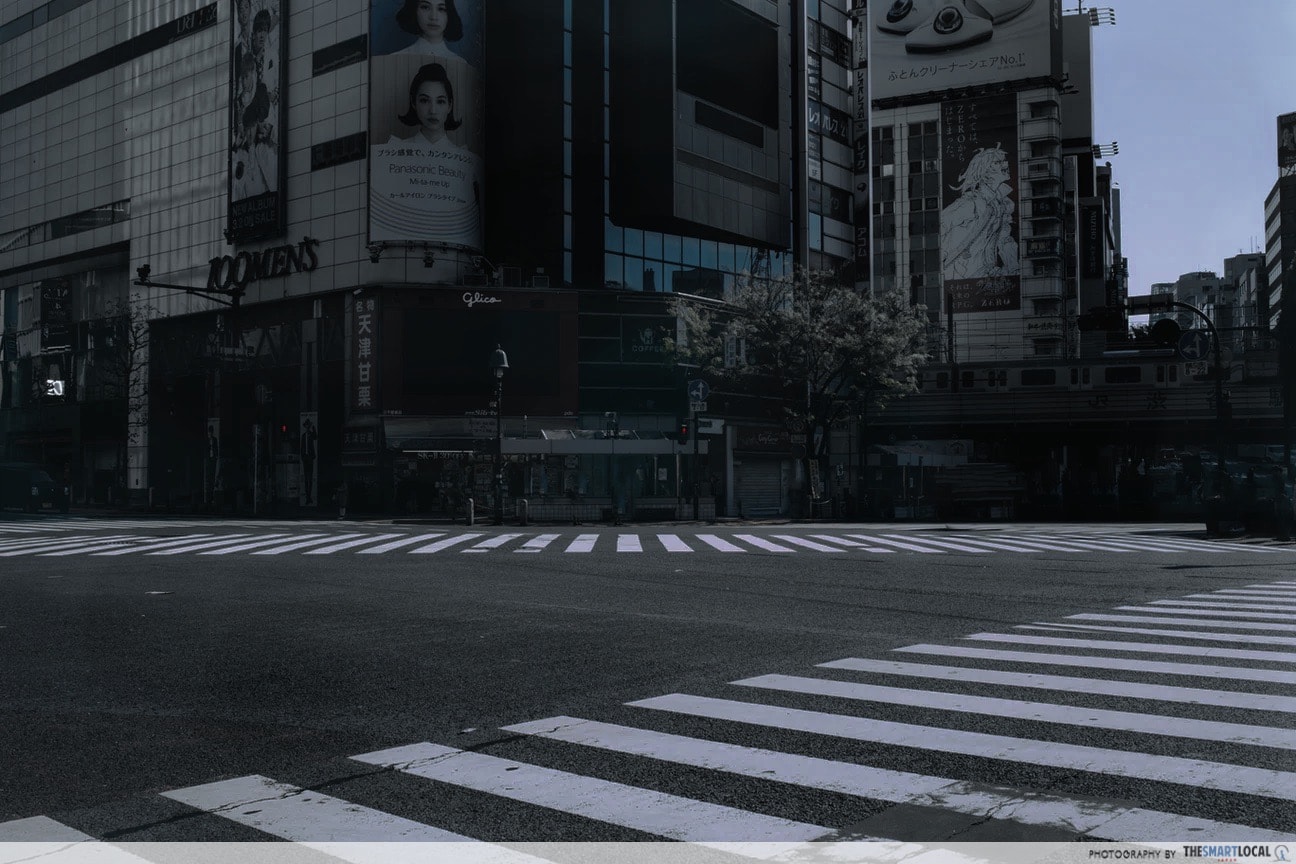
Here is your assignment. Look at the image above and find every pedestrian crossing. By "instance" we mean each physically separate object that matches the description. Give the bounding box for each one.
[0,527,1287,559]
[4,581,1294,846]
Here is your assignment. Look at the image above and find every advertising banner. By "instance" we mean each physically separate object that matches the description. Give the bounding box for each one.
[1079,202,1103,279]
[351,295,379,414]
[871,0,1060,101]
[298,411,318,506]
[368,0,485,251]
[1279,112,1296,170]
[940,94,1021,313]
[228,0,287,242]
[39,279,71,352]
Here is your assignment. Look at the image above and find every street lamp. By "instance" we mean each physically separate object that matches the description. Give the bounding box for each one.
[490,345,509,525]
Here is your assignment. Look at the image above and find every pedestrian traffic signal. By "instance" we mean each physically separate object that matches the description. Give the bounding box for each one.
[677,419,690,443]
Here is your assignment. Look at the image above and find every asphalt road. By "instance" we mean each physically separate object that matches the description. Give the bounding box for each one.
[0,515,1293,846]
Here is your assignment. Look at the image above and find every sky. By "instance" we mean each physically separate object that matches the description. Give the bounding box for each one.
[1089,0,1296,296]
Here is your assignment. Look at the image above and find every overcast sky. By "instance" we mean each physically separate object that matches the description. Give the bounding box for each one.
[1090,0,1296,295]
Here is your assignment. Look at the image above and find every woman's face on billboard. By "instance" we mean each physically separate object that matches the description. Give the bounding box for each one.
[415,80,451,134]
[416,0,448,41]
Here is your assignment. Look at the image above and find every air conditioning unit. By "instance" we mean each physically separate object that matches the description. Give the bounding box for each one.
[532,274,550,288]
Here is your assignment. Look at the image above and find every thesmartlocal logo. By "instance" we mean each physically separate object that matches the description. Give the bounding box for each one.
[1182,846,1282,861]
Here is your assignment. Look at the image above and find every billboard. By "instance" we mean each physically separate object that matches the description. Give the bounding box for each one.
[368,0,485,251]
[871,0,1061,101]
[940,94,1021,313]
[1279,112,1296,170]
[228,0,287,243]
[851,1,870,287]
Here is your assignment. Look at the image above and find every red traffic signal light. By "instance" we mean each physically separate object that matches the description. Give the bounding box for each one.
[677,420,690,443]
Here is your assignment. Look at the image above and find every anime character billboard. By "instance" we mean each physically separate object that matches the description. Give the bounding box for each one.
[940,94,1021,313]
[368,0,485,251]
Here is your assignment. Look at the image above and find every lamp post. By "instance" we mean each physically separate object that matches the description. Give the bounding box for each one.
[490,345,509,525]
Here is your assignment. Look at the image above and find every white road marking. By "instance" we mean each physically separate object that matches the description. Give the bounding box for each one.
[1149,599,1296,612]
[629,693,1296,800]
[198,534,324,556]
[145,534,272,555]
[351,742,832,843]
[1114,604,1296,621]
[515,533,560,553]
[92,534,221,556]
[1064,613,1296,632]
[0,535,136,556]
[1017,623,1296,647]
[769,535,846,553]
[809,534,895,553]
[734,534,795,552]
[891,643,1296,684]
[656,534,692,552]
[463,533,525,553]
[357,532,445,554]
[846,535,944,553]
[816,657,1296,713]
[251,533,367,556]
[564,534,599,553]
[410,533,484,553]
[695,534,745,552]
[305,532,406,555]
[965,632,1296,663]
[616,534,642,553]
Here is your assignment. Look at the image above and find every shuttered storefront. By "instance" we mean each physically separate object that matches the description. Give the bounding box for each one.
[733,425,793,517]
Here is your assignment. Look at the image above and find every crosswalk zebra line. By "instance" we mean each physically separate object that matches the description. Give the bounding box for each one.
[198,534,324,555]
[616,533,642,553]
[658,533,692,552]
[357,532,445,554]
[966,631,1296,663]
[0,817,154,861]
[143,533,266,555]
[564,534,599,553]
[808,534,895,552]
[695,534,745,552]
[1114,604,1296,621]
[499,715,1289,843]
[93,533,221,556]
[463,533,526,553]
[160,774,542,857]
[814,657,1296,713]
[878,533,992,554]
[0,535,136,556]
[931,534,1102,553]
[733,534,796,552]
[351,742,833,844]
[1065,613,1296,632]
[251,533,368,555]
[305,532,406,555]
[1149,598,1296,612]
[843,534,943,553]
[38,536,159,556]
[890,644,1296,684]
[515,533,560,553]
[0,532,99,551]
[1018,622,1296,647]
[628,693,1296,800]
[1206,588,1296,598]
[1184,591,1296,603]
[769,534,846,552]
[732,673,1294,749]
[410,533,483,553]
[1046,534,1228,554]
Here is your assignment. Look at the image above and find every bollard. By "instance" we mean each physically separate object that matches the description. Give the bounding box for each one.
[518,498,529,526]
[466,497,474,526]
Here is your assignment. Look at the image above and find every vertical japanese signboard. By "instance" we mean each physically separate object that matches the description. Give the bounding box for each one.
[940,94,1021,313]
[367,0,486,251]
[351,296,379,413]
[851,0,870,288]
[228,0,287,242]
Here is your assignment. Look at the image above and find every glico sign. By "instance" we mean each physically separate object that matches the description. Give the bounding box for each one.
[207,236,320,293]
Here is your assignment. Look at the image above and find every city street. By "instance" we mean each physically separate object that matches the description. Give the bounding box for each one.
[0,514,1293,845]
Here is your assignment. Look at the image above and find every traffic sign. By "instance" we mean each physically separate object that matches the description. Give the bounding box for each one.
[1178,329,1211,361]
[689,400,708,413]
[687,379,710,402]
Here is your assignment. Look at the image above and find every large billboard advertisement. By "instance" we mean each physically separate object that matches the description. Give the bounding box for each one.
[940,94,1021,313]
[228,0,287,243]
[851,0,870,287]
[1279,111,1296,170]
[871,0,1061,101]
[368,0,485,251]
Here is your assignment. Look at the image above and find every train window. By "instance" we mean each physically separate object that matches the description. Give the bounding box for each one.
[1021,369,1057,386]
[1169,365,1178,382]
[1105,366,1142,384]
[1156,365,1165,383]
[935,372,949,389]
[988,370,1007,387]
[961,370,974,389]
[1070,368,1077,385]
[1083,368,1091,384]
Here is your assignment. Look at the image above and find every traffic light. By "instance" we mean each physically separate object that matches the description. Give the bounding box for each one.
[677,419,691,444]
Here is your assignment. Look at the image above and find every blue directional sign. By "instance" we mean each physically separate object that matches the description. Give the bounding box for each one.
[687,379,710,402]
[1177,329,1212,361]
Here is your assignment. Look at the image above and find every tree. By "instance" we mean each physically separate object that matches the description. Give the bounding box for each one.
[669,269,929,514]
[90,294,158,494]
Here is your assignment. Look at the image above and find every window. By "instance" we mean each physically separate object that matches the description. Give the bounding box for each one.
[1021,369,1057,386]
[1105,366,1142,384]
